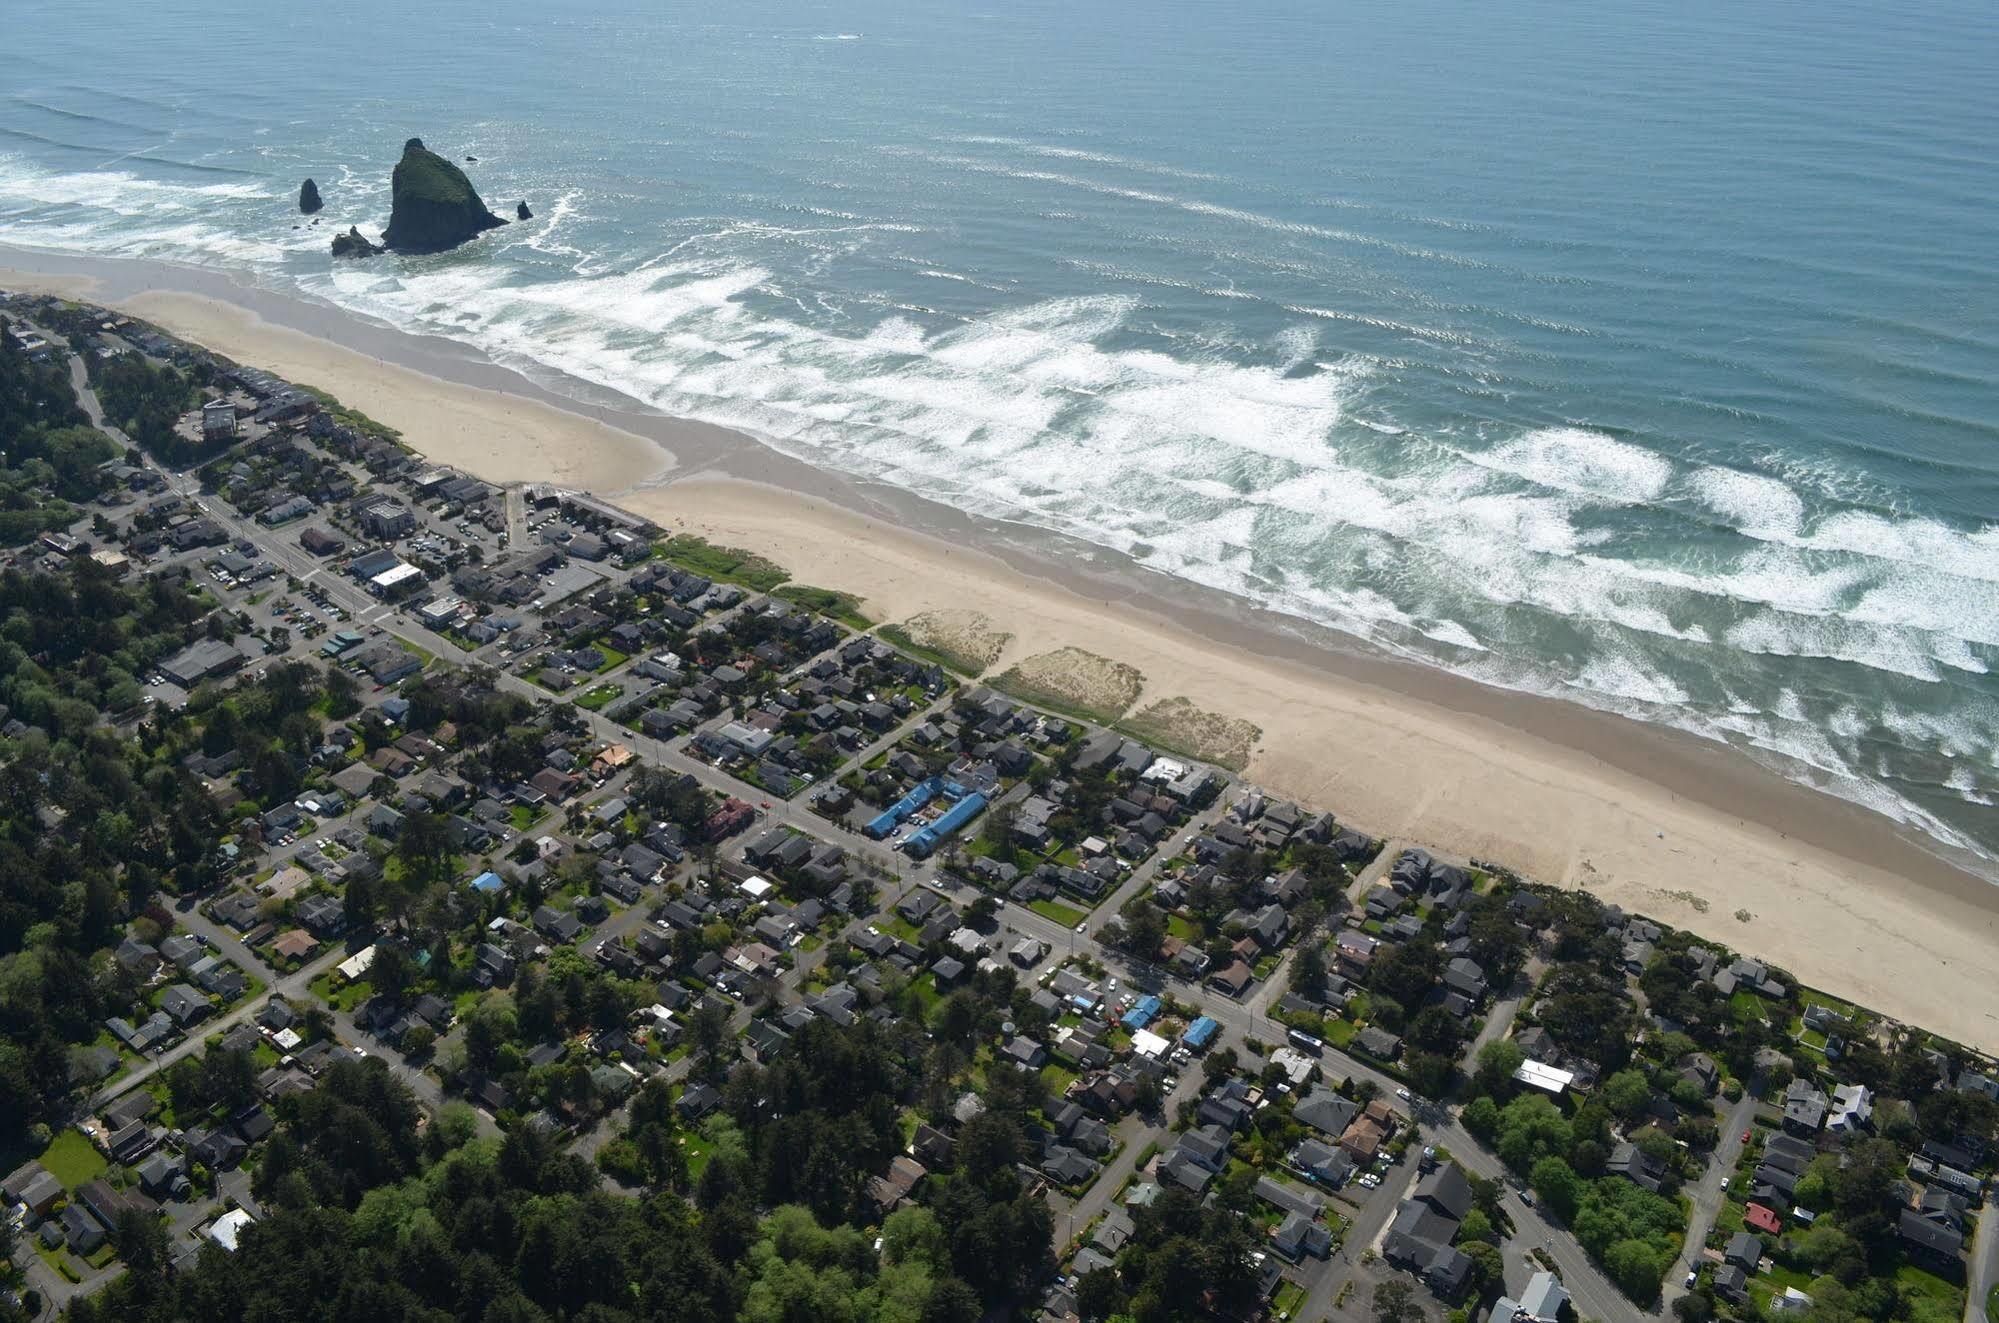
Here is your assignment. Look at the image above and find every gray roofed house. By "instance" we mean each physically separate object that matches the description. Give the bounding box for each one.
[1159,1149,1215,1194]
[1042,1145,1098,1187]
[1355,1026,1402,1060]
[1442,957,1487,999]
[158,983,212,1026]
[1255,1176,1324,1219]
[1898,1208,1964,1262]
[1607,1141,1670,1193]
[1724,1231,1765,1271]
[1271,1211,1332,1261]
[1002,1035,1046,1069]
[1711,1264,1750,1303]
[1783,1077,1829,1134]
[1176,1124,1233,1172]
[1295,1085,1359,1137]
[1413,1162,1473,1222]
[1290,1138,1354,1187]
[1490,1271,1571,1323]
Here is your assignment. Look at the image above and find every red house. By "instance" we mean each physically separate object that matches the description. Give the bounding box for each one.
[1744,1203,1784,1236]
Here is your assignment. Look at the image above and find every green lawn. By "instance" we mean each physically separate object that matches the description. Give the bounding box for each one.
[40,1128,109,1190]
[1272,1281,1306,1317]
[1029,898,1087,927]
[35,1242,82,1284]
[1894,1263,1965,1315]
[679,1130,717,1180]
[576,684,623,711]
[310,970,372,1012]
[1164,913,1199,941]
[907,972,942,1015]
[509,804,541,831]
[1730,989,1771,1023]
[592,646,629,673]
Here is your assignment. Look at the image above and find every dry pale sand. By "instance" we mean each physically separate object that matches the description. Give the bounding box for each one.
[18,270,1999,1052]
[125,288,666,492]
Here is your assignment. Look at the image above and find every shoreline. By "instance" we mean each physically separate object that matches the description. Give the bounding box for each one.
[7,246,1998,1052]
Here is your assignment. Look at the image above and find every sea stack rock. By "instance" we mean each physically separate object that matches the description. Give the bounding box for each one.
[299,178,323,213]
[517,200,533,220]
[380,137,508,253]
[330,226,383,258]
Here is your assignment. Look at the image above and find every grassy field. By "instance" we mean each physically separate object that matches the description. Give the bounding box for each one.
[1029,898,1088,928]
[310,970,372,1012]
[40,1128,108,1190]
[576,684,623,711]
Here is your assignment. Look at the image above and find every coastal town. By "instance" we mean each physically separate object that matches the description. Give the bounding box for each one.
[3,291,1997,1323]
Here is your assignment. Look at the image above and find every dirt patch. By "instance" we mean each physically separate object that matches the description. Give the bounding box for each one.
[1123,697,1262,772]
[992,647,1145,723]
[885,610,1012,675]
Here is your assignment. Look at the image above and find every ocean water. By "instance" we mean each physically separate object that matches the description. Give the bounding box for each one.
[4,0,1997,869]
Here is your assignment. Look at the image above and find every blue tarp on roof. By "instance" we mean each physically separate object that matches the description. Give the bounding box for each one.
[905,791,988,859]
[865,777,943,838]
[1121,994,1162,1031]
[470,871,505,893]
[1182,1016,1219,1048]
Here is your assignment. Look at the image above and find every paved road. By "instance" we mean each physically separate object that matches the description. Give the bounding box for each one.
[89,942,351,1111]
[1662,1084,1762,1311]
[1419,1106,1643,1323]
[1967,1197,1999,1323]
[1049,1056,1208,1252]
[1299,1157,1420,1321]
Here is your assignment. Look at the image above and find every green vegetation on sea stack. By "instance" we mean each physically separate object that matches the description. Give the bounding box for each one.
[380,138,506,254]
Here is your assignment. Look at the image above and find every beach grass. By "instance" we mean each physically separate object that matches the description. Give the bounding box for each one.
[1121,696,1261,772]
[877,624,981,677]
[774,584,872,629]
[991,646,1144,725]
[655,534,788,592]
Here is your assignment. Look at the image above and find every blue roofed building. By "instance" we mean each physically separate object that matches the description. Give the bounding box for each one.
[1122,994,1163,1031]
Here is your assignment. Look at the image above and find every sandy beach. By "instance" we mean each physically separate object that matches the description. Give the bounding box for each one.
[9,256,1998,1053]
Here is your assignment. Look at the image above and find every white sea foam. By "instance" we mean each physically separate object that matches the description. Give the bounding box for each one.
[1478,427,1676,504]
[1946,767,1995,806]
[1570,652,1691,707]
[1687,464,1806,539]
[5,149,1996,873]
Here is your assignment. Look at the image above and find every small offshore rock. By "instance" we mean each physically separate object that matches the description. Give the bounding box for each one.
[331,225,382,258]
